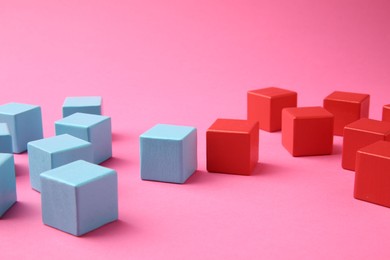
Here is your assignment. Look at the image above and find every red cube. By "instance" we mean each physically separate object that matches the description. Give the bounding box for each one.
[354,141,390,208]
[207,119,259,175]
[382,104,390,122]
[282,107,334,156]
[323,91,369,136]
[342,118,390,171]
[247,87,297,132]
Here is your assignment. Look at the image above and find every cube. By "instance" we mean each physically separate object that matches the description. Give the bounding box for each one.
[62,96,102,117]
[342,118,390,171]
[247,87,297,132]
[207,119,259,175]
[55,113,112,164]
[28,134,93,192]
[0,123,12,153]
[40,160,118,236]
[323,91,370,136]
[282,107,334,156]
[0,102,43,153]
[354,141,390,208]
[140,124,197,184]
[0,154,16,217]
[382,104,390,122]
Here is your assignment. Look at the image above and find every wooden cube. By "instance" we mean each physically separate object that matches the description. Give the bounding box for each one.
[382,104,390,122]
[0,154,16,217]
[247,87,297,132]
[342,118,390,171]
[323,91,370,136]
[207,119,259,175]
[282,107,334,156]
[62,96,102,117]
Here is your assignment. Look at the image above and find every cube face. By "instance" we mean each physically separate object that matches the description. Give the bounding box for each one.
[0,154,16,217]
[28,134,94,192]
[248,87,297,132]
[55,113,112,164]
[323,91,370,136]
[342,118,390,171]
[62,96,102,117]
[0,123,12,153]
[382,104,390,122]
[0,103,43,153]
[41,160,118,236]
[140,124,197,184]
[282,107,334,157]
[206,119,259,175]
[354,141,390,208]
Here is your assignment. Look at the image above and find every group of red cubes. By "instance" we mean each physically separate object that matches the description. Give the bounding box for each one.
[206,87,390,208]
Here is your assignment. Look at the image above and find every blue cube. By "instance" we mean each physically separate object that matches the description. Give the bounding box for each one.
[40,160,118,236]
[28,134,93,192]
[62,96,102,117]
[0,123,12,153]
[55,113,112,164]
[140,124,197,184]
[0,153,16,217]
[0,102,43,153]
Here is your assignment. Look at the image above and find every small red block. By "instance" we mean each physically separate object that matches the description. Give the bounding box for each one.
[206,119,259,175]
[323,91,370,136]
[247,87,297,132]
[342,118,390,171]
[382,104,390,122]
[282,107,334,156]
[354,141,390,208]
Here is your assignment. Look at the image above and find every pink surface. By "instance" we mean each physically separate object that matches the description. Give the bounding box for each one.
[1,0,390,259]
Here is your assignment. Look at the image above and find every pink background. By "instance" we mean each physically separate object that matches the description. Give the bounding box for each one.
[1,0,390,259]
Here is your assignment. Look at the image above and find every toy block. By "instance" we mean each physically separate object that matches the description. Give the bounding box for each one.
[207,119,259,175]
[140,124,197,184]
[40,160,118,236]
[0,102,43,153]
[62,96,102,117]
[55,113,112,164]
[282,107,334,156]
[27,134,93,192]
[0,154,16,217]
[0,123,12,153]
[354,141,390,208]
[382,104,390,122]
[323,91,370,136]
[247,87,297,132]
[342,118,390,171]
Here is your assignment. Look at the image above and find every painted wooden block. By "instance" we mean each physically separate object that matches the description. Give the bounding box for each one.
[207,119,259,175]
[247,87,297,132]
[282,107,334,156]
[382,104,390,122]
[62,96,102,117]
[40,160,118,236]
[0,123,12,153]
[342,118,390,171]
[27,134,93,192]
[354,141,390,208]
[140,124,197,184]
[0,102,43,153]
[323,91,370,136]
[0,154,16,217]
[55,113,112,164]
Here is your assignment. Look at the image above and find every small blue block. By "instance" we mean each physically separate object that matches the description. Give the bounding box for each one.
[0,103,43,153]
[0,123,12,153]
[140,124,197,184]
[55,113,112,164]
[27,134,94,192]
[40,160,118,236]
[62,96,102,117]
[0,153,16,217]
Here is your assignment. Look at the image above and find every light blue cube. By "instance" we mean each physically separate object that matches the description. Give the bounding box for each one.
[0,103,43,153]
[55,113,112,164]
[0,123,12,153]
[40,160,118,236]
[140,124,197,184]
[0,153,16,217]
[62,96,102,117]
[28,134,93,192]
